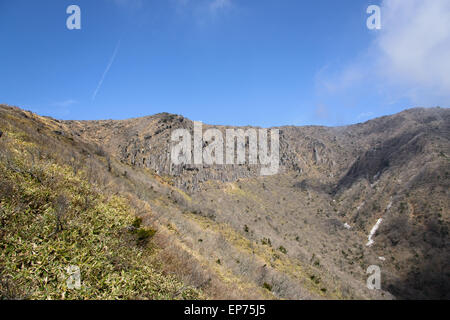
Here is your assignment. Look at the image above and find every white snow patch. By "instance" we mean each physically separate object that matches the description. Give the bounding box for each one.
[366,218,383,247]
[373,171,381,180]
[386,201,392,211]
[356,202,365,211]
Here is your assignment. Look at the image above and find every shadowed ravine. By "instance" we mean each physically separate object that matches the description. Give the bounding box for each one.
[1,104,449,299]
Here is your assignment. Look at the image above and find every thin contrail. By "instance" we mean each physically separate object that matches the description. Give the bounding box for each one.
[92,39,122,102]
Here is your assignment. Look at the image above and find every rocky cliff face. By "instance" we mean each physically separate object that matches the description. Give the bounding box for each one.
[66,108,448,191]
[3,104,447,299]
[62,107,449,299]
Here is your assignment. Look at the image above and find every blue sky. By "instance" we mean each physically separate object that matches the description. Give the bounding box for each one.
[0,0,449,127]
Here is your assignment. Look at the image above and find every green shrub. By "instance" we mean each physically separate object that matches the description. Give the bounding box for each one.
[278,246,287,254]
[132,217,143,229]
[136,227,156,242]
[261,237,272,246]
[263,282,272,291]
[310,275,320,285]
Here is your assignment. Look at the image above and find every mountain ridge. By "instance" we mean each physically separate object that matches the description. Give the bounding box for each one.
[1,104,449,299]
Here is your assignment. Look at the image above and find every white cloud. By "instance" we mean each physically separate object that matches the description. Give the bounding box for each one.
[209,0,232,13]
[377,0,450,97]
[173,0,233,24]
[316,0,450,108]
[357,111,374,120]
[315,63,365,94]
[52,99,77,108]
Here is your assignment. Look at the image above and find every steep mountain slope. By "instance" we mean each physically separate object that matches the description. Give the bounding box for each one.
[1,104,449,299]
[0,106,202,299]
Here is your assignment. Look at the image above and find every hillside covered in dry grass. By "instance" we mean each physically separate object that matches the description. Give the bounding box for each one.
[0,107,202,299]
[1,104,449,299]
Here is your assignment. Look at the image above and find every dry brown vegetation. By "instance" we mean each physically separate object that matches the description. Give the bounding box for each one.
[1,104,449,299]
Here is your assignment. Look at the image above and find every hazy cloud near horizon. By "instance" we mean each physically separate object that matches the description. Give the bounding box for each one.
[316,0,450,111]
[378,0,450,99]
